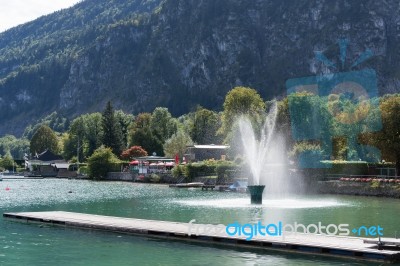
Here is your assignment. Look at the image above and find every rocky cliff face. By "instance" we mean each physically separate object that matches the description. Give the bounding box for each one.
[1,0,400,135]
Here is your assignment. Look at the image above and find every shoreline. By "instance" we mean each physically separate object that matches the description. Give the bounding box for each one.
[318,180,400,198]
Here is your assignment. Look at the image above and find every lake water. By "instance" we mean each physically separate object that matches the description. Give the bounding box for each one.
[0,179,397,265]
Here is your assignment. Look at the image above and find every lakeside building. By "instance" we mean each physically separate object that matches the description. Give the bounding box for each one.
[184,144,229,162]
[129,156,175,175]
[25,150,73,177]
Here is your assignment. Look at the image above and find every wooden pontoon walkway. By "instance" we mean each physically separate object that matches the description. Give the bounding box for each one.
[3,211,400,263]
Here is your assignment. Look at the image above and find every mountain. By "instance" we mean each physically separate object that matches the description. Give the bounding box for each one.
[1,0,400,136]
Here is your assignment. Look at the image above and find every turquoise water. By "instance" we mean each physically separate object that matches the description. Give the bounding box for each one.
[0,179,397,265]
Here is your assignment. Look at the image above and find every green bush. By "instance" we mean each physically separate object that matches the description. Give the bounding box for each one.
[150,174,161,183]
[87,146,121,180]
[16,167,25,173]
[216,162,238,184]
[172,165,184,178]
[108,163,124,172]
[182,160,238,182]
[184,163,216,180]
[78,166,89,175]
[370,180,380,189]
[320,161,369,176]
[0,155,15,171]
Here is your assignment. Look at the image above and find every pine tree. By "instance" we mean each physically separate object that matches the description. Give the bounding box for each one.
[102,101,123,155]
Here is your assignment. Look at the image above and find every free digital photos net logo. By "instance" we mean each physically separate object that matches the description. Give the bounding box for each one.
[286,39,383,168]
[187,220,384,241]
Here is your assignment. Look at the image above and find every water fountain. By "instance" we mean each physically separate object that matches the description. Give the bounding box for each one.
[238,101,282,204]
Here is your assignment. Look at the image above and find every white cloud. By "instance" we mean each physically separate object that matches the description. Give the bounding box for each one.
[0,0,82,33]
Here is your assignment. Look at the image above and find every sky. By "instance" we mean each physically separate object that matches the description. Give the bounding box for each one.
[0,0,82,33]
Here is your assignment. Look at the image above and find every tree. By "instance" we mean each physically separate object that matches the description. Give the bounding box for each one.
[287,92,333,161]
[0,152,15,171]
[87,146,120,180]
[359,94,400,174]
[0,135,29,159]
[130,127,163,156]
[219,87,266,142]
[63,113,103,161]
[163,130,193,159]
[102,101,124,155]
[191,106,222,144]
[62,133,77,160]
[115,110,134,148]
[0,135,17,155]
[150,107,178,144]
[129,113,164,156]
[121,146,148,160]
[30,125,60,154]
[67,115,87,161]
[85,113,104,157]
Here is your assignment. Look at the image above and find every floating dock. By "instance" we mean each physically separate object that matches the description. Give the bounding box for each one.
[3,211,400,263]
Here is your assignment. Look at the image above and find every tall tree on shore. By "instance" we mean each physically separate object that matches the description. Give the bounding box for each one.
[359,94,400,174]
[150,107,178,144]
[218,87,266,142]
[163,129,193,159]
[191,106,222,144]
[30,125,60,154]
[128,113,163,156]
[102,101,124,155]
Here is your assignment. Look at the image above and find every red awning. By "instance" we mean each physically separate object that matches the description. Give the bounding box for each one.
[129,160,139,165]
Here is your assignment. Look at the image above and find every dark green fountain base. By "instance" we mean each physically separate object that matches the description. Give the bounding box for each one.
[248,185,265,204]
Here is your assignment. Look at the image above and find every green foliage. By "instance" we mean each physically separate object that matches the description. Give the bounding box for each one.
[0,153,15,171]
[359,94,400,174]
[191,106,222,144]
[184,163,217,180]
[370,180,380,189]
[102,101,124,155]
[30,125,60,154]
[78,165,89,175]
[289,141,321,159]
[150,107,178,144]
[172,165,184,178]
[219,87,266,142]
[64,112,104,161]
[320,161,369,176]
[163,130,193,159]
[215,161,238,182]
[129,113,163,156]
[115,110,135,148]
[0,135,29,159]
[288,92,333,157]
[87,146,121,180]
[150,173,161,183]
[23,112,69,139]
[0,0,163,132]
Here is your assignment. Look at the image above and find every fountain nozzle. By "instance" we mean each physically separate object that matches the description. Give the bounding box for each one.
[248,185,265,204]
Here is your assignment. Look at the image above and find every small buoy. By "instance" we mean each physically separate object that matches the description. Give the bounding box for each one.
[5,187,10,191]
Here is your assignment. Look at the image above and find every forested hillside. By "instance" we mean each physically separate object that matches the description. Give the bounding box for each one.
[1,0,400,135]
